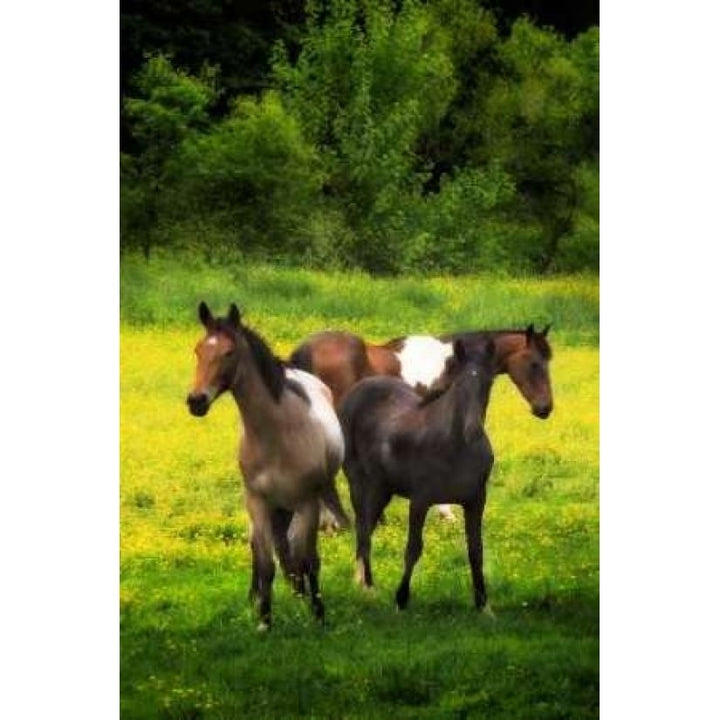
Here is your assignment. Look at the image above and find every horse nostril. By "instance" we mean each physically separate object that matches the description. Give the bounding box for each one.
[534,404,552,419]
[187,393,209,417]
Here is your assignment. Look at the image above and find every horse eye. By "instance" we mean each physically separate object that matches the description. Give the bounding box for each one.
[223,350,234,359]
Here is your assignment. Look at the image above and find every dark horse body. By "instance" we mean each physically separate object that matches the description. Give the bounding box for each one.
[339,340,496,609]
[291,325,553,522]
[187,303,347,629]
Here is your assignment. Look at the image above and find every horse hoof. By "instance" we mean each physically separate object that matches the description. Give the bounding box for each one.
[480,603,495,620]
[256,621,271,633]
[354,562,373,588]
[355,571,375,592]
[313,601,325,623]
[395,587,410,610]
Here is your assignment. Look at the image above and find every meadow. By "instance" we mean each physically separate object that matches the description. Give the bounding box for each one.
[120,252,599,719]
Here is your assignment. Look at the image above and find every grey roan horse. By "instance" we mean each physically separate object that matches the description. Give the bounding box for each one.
[339,339,496,610]
[186,302,346,629]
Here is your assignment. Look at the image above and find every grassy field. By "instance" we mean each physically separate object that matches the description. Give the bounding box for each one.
[120,252,599,719]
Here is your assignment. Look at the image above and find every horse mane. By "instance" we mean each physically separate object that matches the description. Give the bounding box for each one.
[288,342,313,372]
[239,324,287,403]
[416,386,448,407]
[383,337,405,351]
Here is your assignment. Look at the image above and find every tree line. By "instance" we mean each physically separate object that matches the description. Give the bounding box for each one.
[121,0,598,274]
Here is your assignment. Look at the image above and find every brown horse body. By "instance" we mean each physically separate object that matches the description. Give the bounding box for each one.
[187,303,346,630]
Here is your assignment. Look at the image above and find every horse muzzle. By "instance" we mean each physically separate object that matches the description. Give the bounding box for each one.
[187,392,210,417]
[532,402,553,419]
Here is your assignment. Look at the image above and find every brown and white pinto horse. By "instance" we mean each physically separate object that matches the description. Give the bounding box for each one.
[289,324,553,521]
[187,302,348,630]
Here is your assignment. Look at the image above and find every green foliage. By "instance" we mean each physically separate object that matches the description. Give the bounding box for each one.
[467,20,600,271]
[400,165,517,273]
[274,0,467,272]
[124,54,217,160]
[121,54,217,255]
[120,4,599,274]
[428,0,499,70]
[166,92,324,255]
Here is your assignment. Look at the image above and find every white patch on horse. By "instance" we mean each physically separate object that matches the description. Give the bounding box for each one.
[436,504,456,521]
[285,368,345,466]
[206,336,218,346]
[395,336,453,389]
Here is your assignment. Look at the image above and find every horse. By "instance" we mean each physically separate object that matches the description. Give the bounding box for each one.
[290,324,553,520]
[338,339,496,610]
[186,302,348,630]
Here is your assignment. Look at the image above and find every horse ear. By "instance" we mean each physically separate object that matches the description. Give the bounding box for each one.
[525,324,535,346]
[228,303,241,328]
[453,339,467,364]
[198,301,213,328]
[541,323,551,337]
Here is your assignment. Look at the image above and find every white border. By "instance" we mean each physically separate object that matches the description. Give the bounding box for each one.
[602,1,720,717]
[0,3,119,718]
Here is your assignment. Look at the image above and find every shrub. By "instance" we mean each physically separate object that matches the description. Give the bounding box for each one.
[121,54,217,256]
[166,92,324,255]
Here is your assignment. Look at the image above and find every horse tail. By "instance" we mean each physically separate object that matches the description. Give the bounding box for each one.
[288,342,314,373]
[337,384,369,466]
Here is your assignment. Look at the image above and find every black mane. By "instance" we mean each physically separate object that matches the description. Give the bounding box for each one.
[212,315,311,404]
[239,324,287,403]
[416,386,448,407]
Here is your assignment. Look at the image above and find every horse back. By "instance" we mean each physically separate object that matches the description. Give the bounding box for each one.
[289,331,373,408]
[339,376,419,462]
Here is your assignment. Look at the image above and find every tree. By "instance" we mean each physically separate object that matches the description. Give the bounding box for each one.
[121,54,216,257]
[463,19,599,271]
[166,92,324,256]
[273,0,459,271]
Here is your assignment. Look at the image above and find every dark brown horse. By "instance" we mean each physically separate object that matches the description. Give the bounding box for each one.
[339,339,497,610]
[186,302,347,630]
[290,324,553,521]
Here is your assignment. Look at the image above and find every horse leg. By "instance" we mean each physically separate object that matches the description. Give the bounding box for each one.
[463,489,487,610]
[289,499,325,622]
[319,480,352,532]
[353,486,391,588]
[248,552,259,603]
[395,499,429,610]
[246,492,276,630]
[348,465,370,585]
[270,507,293,581]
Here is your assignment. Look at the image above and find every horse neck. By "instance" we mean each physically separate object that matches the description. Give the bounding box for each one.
[431,370,492,439]
[487,332,526,376]
[229,351,282,439]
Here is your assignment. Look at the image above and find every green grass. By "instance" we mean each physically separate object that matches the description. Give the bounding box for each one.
[120,250,599,346]
[121,253,598,719]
